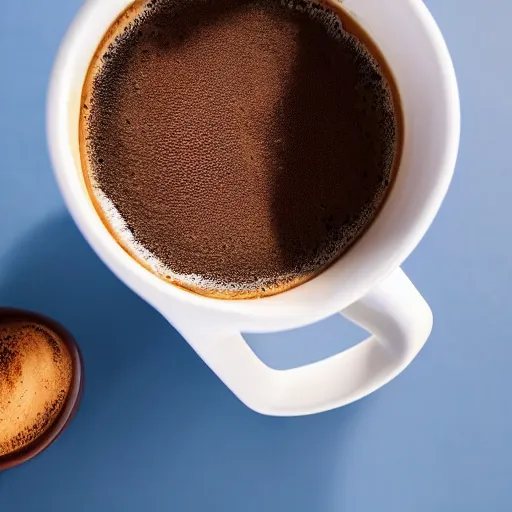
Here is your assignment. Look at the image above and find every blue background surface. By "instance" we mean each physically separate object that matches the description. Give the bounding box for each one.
[1,0,511,510]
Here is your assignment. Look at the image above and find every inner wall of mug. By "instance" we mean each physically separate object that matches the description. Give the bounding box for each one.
[53,0,456,321]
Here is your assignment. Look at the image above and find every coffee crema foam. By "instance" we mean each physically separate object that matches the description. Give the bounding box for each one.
[0,322,73,457]
[81,0,402,298]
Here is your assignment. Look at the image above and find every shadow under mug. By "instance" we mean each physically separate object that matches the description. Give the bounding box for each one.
[0,308,84,471]
[47,0,460,416]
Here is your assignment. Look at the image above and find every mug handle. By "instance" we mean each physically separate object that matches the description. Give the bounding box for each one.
[176,268,432,416]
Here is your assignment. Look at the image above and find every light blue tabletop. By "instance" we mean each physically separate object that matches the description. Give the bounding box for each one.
[1,1,511,510]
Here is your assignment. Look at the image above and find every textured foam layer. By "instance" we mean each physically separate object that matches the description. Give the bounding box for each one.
[0,322,73,457]
[81,0,401,298]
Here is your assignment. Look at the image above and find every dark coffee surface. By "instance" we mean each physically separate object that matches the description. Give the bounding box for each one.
[82,0,400,297]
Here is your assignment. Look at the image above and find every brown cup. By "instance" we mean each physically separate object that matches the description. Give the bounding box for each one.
[0,308,84,471]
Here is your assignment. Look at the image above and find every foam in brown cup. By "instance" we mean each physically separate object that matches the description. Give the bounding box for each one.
[0,309,84,471]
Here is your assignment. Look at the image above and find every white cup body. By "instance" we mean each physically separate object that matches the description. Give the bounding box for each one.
[48,0,459,415]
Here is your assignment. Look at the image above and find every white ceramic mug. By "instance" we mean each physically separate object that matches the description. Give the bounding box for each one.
[47,0,460,416]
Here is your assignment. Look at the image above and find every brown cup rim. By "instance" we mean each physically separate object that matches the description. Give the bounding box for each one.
[0,307,84,472]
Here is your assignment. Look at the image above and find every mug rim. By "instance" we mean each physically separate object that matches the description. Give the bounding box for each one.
[47,0,460,329]
[0,308,84,472]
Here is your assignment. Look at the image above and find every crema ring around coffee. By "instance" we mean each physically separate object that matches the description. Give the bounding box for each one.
[80,0,403,299]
